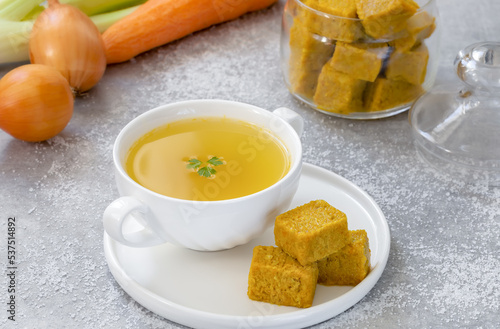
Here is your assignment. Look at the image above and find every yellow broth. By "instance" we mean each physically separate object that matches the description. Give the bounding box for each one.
[125,117,291,201]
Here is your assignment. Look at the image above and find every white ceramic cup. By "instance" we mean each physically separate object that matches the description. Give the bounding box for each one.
[103,99,303,251]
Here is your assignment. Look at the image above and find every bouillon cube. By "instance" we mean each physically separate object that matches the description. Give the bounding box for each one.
[125,117,291,201]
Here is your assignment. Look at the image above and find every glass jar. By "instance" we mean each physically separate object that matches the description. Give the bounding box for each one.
[280,0,440,119]
[409,42,500,186]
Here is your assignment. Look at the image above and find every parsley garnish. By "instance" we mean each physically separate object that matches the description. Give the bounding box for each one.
[207,157,224,166]
[187,156,224,178]
[186,158,202,170]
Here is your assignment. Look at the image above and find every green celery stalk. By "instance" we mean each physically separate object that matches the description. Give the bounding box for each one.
[60,0,146,16]
[90,5,139,33]
[0,19,33,64]
[21,4,45,21]
[0,0,44,21]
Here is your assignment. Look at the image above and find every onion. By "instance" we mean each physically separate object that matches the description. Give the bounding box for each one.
[0,64,74,142]
[29,0,107,94]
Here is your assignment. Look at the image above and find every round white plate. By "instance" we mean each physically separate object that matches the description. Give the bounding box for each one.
[103,163,390,329]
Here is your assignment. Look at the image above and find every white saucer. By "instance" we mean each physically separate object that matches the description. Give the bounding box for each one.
[103,163,390,329]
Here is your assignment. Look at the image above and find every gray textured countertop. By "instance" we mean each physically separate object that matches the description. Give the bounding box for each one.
[1,0,499,328]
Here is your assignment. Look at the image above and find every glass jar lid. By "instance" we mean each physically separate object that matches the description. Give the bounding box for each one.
[409,42,500,185]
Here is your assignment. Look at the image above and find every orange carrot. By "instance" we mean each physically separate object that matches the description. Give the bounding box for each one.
[102,0,278,64]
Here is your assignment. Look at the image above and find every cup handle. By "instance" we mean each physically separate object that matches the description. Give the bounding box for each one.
[272,107,304,137]
[103,196,165,247]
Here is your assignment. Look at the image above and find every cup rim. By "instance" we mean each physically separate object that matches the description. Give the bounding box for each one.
[113,99,303,204]
[293,0,435,22]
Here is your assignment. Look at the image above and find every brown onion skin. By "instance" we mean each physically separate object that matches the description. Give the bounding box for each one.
[29,0,106,93]
[0,64,74,142]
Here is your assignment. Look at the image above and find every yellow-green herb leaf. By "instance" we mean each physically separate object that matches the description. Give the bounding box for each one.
[186,158,202,170]
[198,166,216,178]
[207,156,223,167]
